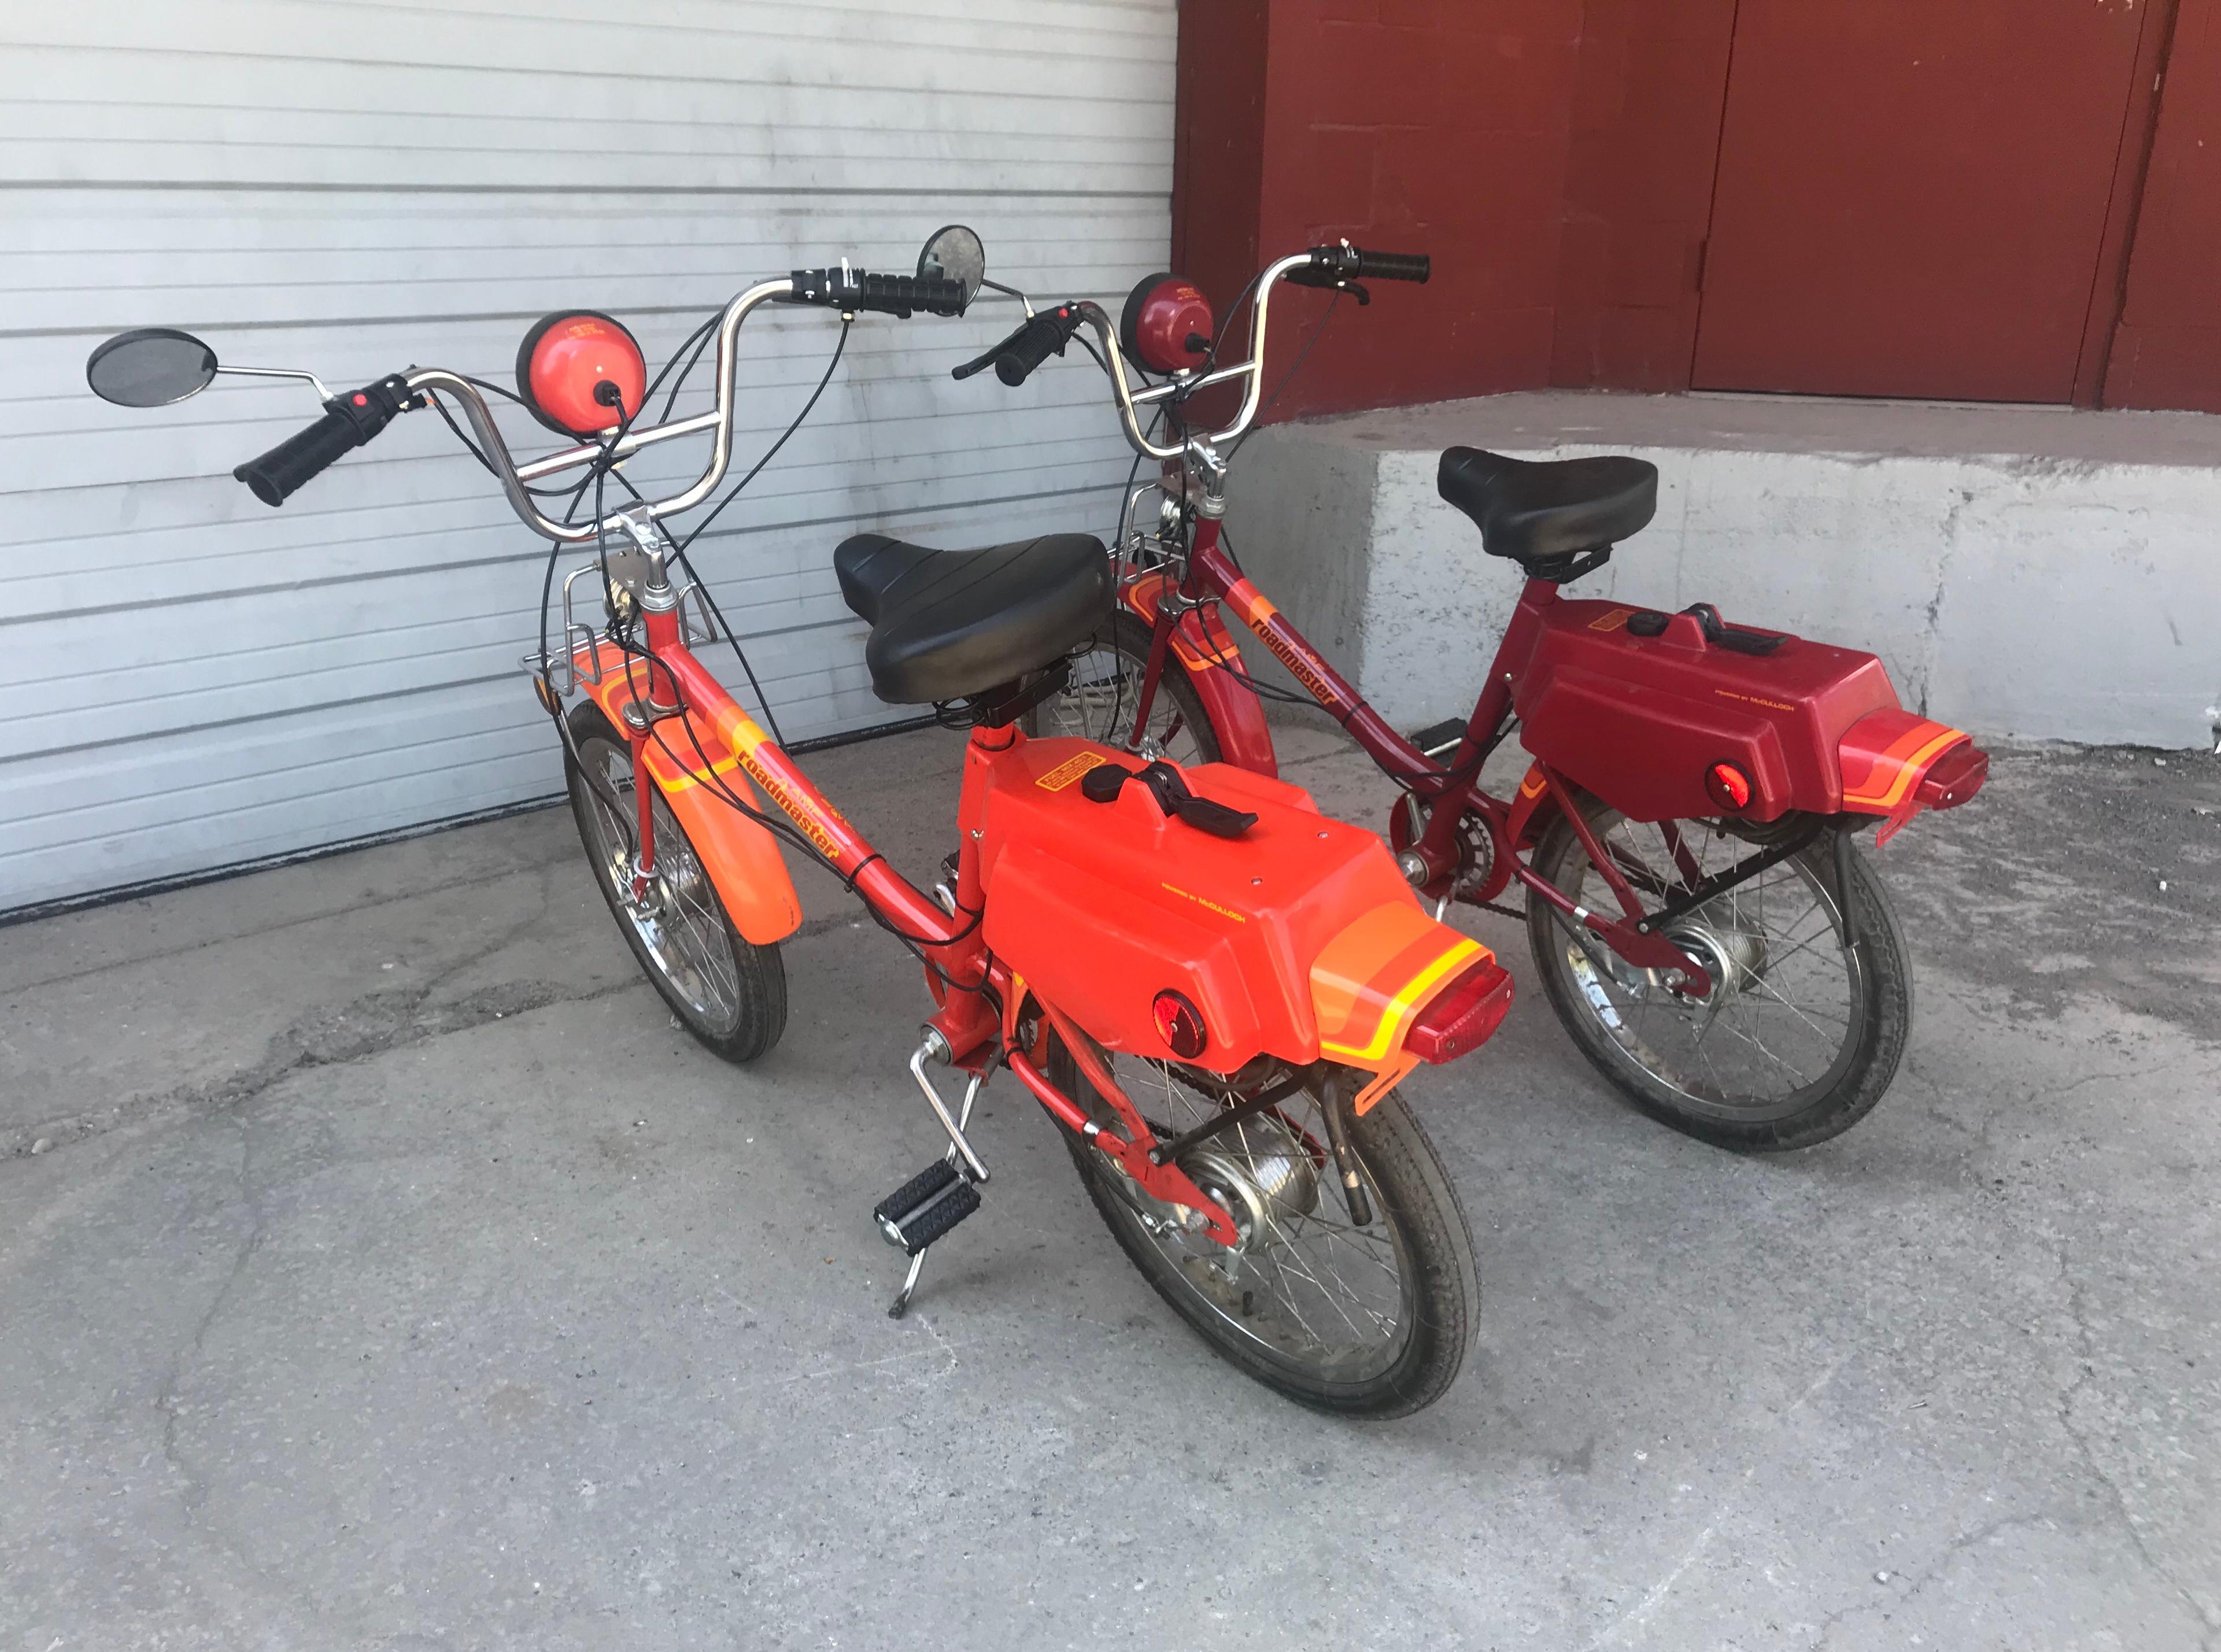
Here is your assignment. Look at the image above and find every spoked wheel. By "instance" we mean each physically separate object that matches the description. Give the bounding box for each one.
[1525,800,1911,1150]
[564,701,787,1063]
[1048,1037,1480,1417]
[1023,611,1220,765]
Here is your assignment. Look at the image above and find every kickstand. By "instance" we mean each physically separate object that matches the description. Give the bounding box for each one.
[888,1070,985,1320]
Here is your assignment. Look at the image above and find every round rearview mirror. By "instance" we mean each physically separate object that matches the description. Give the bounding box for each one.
[917,224,986,305]
[86,327,219,408]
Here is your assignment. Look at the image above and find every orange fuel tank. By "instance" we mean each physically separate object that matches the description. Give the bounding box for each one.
[975,738,1491,1084]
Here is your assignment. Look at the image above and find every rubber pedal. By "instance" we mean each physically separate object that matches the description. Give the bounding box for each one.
[874,1160,959,1227]
[893,1180,979,1255]
[1408,718,1466,758]
[873,1161,980,1256]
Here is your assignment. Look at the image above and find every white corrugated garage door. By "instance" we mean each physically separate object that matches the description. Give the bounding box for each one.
[0,0,1173,914]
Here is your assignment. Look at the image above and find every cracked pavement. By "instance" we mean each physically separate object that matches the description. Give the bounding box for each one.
[2,725,2217,1649]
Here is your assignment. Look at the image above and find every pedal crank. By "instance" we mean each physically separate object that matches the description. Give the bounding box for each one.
[881,1047,988,1319]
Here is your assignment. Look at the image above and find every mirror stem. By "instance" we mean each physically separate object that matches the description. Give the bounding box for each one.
[215,364,334,401]
[975,276,1035,318]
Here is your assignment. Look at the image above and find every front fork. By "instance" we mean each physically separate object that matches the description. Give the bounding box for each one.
[627,724,659,901]
[620,645,686,904]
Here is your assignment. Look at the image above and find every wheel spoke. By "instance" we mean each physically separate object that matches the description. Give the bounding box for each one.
[1544,814,1873,1117]
[1083,1054,1414,1381]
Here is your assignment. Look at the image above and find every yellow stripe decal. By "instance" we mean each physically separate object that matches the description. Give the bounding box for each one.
[1320,937,1485,1065]
[1845,726,1963,811]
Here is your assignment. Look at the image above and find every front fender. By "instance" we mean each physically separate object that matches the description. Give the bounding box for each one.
[577,649,803,945]
[1121,572,1278,776]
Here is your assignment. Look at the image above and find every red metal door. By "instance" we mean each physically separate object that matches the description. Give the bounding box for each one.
[1692,1,2150,402]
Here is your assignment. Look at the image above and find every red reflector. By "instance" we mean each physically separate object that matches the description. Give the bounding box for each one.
[352,392,369,406]
[1705,760,1754,812]
[1152,989,1208,1060]
[1405,959,1514,1065]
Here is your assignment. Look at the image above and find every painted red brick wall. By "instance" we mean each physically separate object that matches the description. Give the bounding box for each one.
[1174,0,2220,417]
[1549,0,1736,391]
[1175,0,1583,423]
[2107,0,2221,412]
[1172,0,1270,331]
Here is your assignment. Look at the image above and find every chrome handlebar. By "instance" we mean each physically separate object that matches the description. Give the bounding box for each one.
[1066,251,1317,466]
[408,247,1321,542]
[404,275,798,545]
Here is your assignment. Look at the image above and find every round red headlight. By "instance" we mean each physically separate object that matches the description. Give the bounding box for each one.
[515,309,646,438]
[1705,760,1755,813]
[1151,989,1209,1060]
[1120,274,1214,375]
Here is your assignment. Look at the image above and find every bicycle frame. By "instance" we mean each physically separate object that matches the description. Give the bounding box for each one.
[570,542,1283,1239]
[1127,519,1723,986]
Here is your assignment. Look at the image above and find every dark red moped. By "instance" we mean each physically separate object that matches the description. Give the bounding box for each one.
[954,240,1987,1150]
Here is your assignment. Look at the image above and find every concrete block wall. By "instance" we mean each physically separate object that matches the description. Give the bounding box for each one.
[1222,393,2221,749]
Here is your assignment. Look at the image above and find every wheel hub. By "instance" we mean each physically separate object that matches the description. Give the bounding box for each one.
[1661,916,1767,1007]
[1590,911,1766,1005]
[1172,1115,1321,1254]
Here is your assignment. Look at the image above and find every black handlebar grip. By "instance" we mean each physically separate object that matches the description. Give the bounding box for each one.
[897,274,969,317]
[849,272,969,318]
[234,409,362,507]
[788,268,969,317]
[1305,243,1431,284]
[1353,249,1431,283]
[994,307,1078,387]
[231,373,416,507]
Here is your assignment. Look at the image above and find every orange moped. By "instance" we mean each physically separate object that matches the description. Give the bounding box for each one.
[86,230,1514,1417]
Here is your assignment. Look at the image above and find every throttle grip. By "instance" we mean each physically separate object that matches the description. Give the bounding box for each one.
[993,306,1082,387]
[235,411,360,508]
[232,373,417,507]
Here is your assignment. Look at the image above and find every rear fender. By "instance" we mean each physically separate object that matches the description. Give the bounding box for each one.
[1121,571,1278,776]
[1308,901,1503,1113]
[577,648,803,945]
[1838,709,1984,845]
[1503,760,1565,850]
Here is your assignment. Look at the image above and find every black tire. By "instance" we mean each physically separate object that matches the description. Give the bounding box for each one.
[1048,1037,1481,1418]
[1023,609,1222,765]
[564,701,788,1063]
[1524,800,1912,1151]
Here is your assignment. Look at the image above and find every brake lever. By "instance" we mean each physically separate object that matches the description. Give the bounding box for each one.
[952,320,1032,381]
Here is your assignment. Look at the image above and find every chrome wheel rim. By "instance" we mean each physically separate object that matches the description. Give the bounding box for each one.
[1090,1062,1416,1385]
[1545,818,1865,1123]
[577,740,742,1030]
[1037,641,1210,766]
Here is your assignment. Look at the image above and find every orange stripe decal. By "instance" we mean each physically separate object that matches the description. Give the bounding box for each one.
[1841,710,1969,813]
[1310,902,1487,1066]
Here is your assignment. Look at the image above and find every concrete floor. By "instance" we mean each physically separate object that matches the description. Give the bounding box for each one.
[3,723,2218,1650]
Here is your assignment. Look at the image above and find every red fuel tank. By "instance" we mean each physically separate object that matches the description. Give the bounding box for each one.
[975,739,1491,1082]
[1513,600,1901,823]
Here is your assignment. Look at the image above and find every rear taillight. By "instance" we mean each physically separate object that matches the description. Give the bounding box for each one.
[1915,742,1988,811]
[1404,959,1514,1065]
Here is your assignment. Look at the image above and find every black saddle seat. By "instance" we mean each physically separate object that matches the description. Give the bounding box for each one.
[1437,446,1658,566]
[833,531,1112,705]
